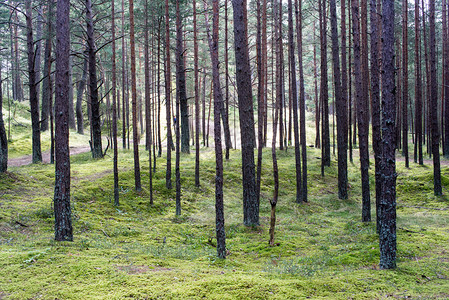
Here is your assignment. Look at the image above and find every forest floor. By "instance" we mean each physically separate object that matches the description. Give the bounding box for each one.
[1,143,449,299]
[1,102,449,299]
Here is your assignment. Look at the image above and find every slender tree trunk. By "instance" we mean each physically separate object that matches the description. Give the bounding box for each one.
[278,2,284,151]
[206,0,226,258]
[370,0,382,231]
[68,56,75,130]
[111,0,119,206]
[129,0,141,191]
[314,23,320,149]
[41,0,53,132]
[256,0,264,204]
[144,0,153,204]
[194,0,200,187]
[0,63,7,173]
[54,0,72,242]
[330,0,347,200]
[165,0,172,189]
[287,0,302,203]
[429,0,442,195]
[122,0,127,149]
[444,0,449,158]
[402,0,409,167]
[157,19,162,157]
[379,0,397,269]
[86,0,103,158]
[26,0,42,164]
[232,0,258,226]
[414,0,423,165]
[352,0,371,222]
[320,0,331,174]
[202,71,206,147]
[175,0,182,215]
[348,0,353,163]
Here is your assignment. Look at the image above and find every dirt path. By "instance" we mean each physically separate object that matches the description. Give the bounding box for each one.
[8,145,91,167]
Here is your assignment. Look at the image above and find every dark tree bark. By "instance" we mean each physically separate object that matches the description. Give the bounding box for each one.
[352,0,371,222]
[320,0,330,172]
[379,0,397,269]
[202,71,206,147]
[314,23,320,149]
[121,0,127,149]
[370,0,382,231]
[144,0,153,205]
[50,73,54,164]
[175,1,189,154]
[287,0,302,204]
[157,19,162,158]
[26,0,42,164]
[0,64,7,173]
[256,0,264,204]
[194,0,200,187]
[205,0,226,258]
[111,0,119,206]
[165,0,173,189]
[278,1,284,151]
[231,0,258,226]
[444,0,449,158]
[54,0,73,242]
[429,0,442,195]
[41,0,53,132]
[296,0,308,202]
[414,0,423,165]
[175,0,182,215]
[402,0,409,167]
[86,0,102,158]
[76,49,87,135]
[129,0,141,192]
[330,0,347,200]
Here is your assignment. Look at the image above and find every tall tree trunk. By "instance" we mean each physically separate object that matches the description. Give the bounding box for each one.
[111,0,119,206]
[278,2,284,151]
[296,0,308,202]
[129,0,141,192]
[175,0,182,215]
[121,0,127,149]
[330,0,347,200]
[256,0,264,204]
[41,0,53,132]
[0,63,7,173]
[352,0,371,222]
[314,23,320,149]
[320,0,330,174]
[157,18,162,157]
[206,0,226,258]
[444,0,449,158]
[165,0,173,189]
[231,0,258,226]
[370,0,382,231]
[429,0,442,195]
[26,0,42,164]
[144,0,153,204]
[287,0,302,203]
[176,1,189,154]
[402,0,409,167]
[76,49,87,135]
[54,0,72,242]
[379,0,397,269]
[194,0,200,187]
[414,0,423,164]
[86,0,102,158]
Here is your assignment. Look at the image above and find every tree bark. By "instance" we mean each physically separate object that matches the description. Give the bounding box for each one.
[231,0,258,226]
[352,0,371,222]
[129,0,141,192]
[86,0,102,158]
[205,0,226,258]
[165,0,173,189]
[330,0,347,200]
[54,0,73,242]
[0,63,7,173]
[414,0,423,165]
[402,0,409,167]
[379,0,397,269]
[429,0,442,195]
[26,0,42,164]
[144,0,153,205]
[444,0,449,158]
[111,0,119,206]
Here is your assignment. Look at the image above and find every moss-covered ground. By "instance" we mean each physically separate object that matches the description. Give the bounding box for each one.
[1,103,449,299]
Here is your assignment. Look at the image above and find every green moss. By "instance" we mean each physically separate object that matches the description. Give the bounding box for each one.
[1,141,449,299]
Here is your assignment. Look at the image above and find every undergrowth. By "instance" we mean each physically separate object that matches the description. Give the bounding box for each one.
[0,129,449,298]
